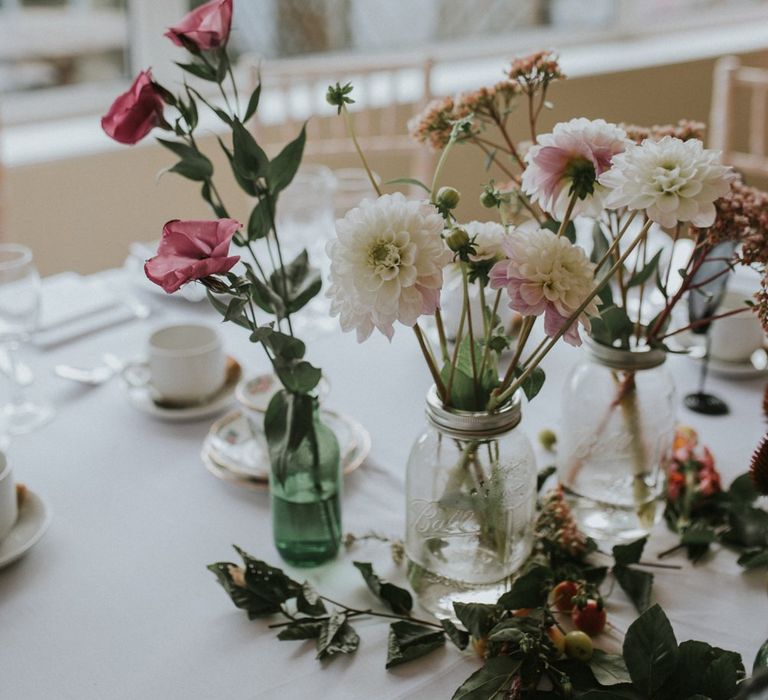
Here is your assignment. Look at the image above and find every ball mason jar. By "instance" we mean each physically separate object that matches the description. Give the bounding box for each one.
[557,337,675,545]
[405,386,537,619]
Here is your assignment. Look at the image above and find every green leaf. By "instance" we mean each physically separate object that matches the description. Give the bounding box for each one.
[277,621,323,640]
[168,152,214,182]
[730,473,759,504]
[269,250,322,314]
[157,138,196,159]
[206,290,251,330]
[723,505,768,548]
[385,621,445,669]
[590,306,633,348]
[232,119,269,181]
[628,249,663,288]
[207,562,284,618]
[244,82,262,122]
[542,217,576,243]
[274,359,322,394]
[753,637,768,673]
[296,581,326,616]
[497,565,553,610]
[383,176,431,193]
[217,135,257,196]
[316,612,360,661]
[612,536,648,566]
[451,656,522,700]
[537,465,557,493]
[452,602,500,639]
[440,618,469,650]
[622,604,678,695]
[513,365,545,402]
[613,565,653,612]
[269,124,307,195]
[175,61,217,81]
[737,548,768,569]
[675,640,745,700]
[353,561,412,615]
[440,336,500,410]
[589,649,631,686]
[247,199,273,241]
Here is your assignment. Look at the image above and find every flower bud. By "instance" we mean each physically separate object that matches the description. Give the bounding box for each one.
[538,428,557,451]
[480,188,500,209]
[436,186,460,210]
[445,227,470,252]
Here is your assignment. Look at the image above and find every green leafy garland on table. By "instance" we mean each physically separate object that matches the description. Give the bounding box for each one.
[207,426,768,699]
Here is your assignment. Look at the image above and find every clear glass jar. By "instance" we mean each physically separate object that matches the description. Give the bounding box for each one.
[557,338,676,545]
[405,386,537,619]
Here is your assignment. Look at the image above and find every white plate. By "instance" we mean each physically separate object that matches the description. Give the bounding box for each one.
[202,408,371,488]
[702,354,768,380]
[0,489,52,569]
[121,357,241,422]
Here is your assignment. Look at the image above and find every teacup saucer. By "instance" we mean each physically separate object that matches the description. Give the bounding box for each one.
[202,408,371,489]
[121,356,242,422]
[0,488,52,569]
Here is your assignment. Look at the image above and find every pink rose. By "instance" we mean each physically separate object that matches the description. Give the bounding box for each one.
[101,70,166,145]
[165,0,233,51]
[145,219,241,294]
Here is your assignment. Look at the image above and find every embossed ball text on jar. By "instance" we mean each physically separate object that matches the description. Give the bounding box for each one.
[405,386,537,620]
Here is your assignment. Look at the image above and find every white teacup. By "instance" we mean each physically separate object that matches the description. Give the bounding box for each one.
[709,290,766,363]
[125,324,226,404]
[0,452,18,542]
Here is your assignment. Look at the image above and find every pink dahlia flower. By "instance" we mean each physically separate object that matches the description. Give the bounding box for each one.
[522,118,630,219]
[489,227,599,346]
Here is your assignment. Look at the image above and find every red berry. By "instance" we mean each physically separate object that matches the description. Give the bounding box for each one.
[571,599,607,636]
[552,580,579,612]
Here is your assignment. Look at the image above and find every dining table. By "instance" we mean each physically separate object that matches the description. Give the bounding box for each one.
[1,265,766,700]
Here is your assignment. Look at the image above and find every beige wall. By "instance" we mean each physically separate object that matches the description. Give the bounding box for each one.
[4,48,768,276]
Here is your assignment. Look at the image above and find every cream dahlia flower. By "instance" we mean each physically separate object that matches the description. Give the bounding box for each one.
[326,193,451,342]
[465,220,508,262]
[599,136,735,228]
[521,118,630,219]
[489,227,599,346]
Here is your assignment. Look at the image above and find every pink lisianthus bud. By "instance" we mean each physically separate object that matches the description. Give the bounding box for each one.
[165,0,233,51]
[145,219,241,294]
[101,70,166,145]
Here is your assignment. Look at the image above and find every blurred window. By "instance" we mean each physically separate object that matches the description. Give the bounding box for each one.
[1,0,767,125]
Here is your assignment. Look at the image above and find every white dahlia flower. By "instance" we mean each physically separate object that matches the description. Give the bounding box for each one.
[522,118,631,219]
[489,227,599,346]
[326,193,451,342]
[465,220,508,262]
[599,136,735,228]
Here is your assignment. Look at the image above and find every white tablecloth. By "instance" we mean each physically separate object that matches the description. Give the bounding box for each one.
[1,269,766,700]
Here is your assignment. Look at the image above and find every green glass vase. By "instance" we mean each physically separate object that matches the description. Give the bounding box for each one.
[269,403,342,567]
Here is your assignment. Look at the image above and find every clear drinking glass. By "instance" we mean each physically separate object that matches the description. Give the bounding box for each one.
[0,244,54,435]
[557,338,675,544]
[405,387,537,619]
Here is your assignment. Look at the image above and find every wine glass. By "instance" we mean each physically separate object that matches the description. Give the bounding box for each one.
[0,244,54,434]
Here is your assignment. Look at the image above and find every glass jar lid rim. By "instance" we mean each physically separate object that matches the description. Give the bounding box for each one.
[584,335,666,370]
[425,385,522,436]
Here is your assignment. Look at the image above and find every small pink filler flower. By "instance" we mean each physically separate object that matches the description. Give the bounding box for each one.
[145,219,241,294]
[165,0,233,51]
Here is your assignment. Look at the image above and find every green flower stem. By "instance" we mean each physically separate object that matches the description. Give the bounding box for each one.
[556,192,578,238]
[227,62,240,118]
[478,281,489,339]
[414,324,448,403]
[460,263,480,404]
[434,308,449,364]
[445,304,467,406]
[478,289,502,378]
[594,209,639,271]
[660,306,751,340]
[263,189,294,337]
[318,596,444,629]
[496,315,535,400]
[489,218,653,411]
[341,104,382,197]
[429,136,457,202]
